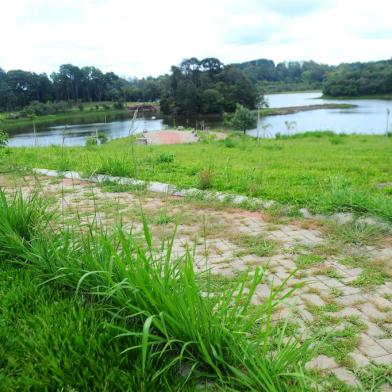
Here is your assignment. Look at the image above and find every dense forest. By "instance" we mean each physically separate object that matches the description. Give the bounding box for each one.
[1,58,391,115]
[322,60,392,97]
[160,58,256,116]
[233,59,333,92]
[0,65,165,112]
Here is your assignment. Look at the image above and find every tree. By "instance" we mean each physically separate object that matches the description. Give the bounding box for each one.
[229,104,256,134]
[200,89,224,113]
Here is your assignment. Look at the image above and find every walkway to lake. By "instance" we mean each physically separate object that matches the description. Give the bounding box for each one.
[139,130,227,145]
[1,172,391,391]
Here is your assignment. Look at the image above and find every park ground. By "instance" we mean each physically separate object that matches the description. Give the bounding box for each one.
[0,132,391,390]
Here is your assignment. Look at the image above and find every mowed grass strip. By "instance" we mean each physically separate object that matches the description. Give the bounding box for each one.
[4,132,392,221]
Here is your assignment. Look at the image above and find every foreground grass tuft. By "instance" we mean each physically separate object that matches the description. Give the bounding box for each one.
[0,189,314,391]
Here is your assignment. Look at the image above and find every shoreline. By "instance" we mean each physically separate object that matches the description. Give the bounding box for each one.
[260,103,356,116]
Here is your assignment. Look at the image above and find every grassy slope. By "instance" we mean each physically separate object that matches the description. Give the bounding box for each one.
[4,133,392,221]
[1,108,128,131]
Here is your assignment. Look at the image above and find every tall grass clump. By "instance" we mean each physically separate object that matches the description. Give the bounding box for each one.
[197,168,214,190]
[313,175,392,222]
[0,190,54,262]
[97,155,134,177]
[0,189,314,391]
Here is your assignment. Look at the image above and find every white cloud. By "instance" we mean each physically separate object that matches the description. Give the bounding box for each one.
[0,0,391,77]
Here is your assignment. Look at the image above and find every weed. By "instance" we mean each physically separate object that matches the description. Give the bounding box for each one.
[326,219,389,246]
[197,169,214,190]
[155,211,174,225]
[296,253,324,268]
[234,234,276,257]
[155,153,175,164]
[325,267,344,279]
[99,180,147,194]
[350,267,388,287]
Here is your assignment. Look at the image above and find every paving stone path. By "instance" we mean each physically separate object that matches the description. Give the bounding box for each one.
[1,173,391,391]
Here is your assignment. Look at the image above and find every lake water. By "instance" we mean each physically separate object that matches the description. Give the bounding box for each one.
[8,92,392,147]
[248,92,392,138]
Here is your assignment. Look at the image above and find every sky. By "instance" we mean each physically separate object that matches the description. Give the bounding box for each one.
[1,0,391,78]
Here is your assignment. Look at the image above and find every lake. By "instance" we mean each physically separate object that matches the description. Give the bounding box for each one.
[8,92,392,147]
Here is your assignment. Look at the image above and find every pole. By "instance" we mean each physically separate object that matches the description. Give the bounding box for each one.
[33,120,37,146]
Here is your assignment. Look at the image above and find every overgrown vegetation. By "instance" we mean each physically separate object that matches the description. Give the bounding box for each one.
[0,189,314,391]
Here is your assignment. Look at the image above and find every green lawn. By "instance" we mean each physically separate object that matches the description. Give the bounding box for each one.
[3,132,392,221]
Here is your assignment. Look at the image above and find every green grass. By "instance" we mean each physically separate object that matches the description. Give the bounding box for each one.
[235,234,276,257]
[0,189,314,391]
[296,253,324,269]
[325,219,390,246]
[0,267,154,391]
[3,132,392,222]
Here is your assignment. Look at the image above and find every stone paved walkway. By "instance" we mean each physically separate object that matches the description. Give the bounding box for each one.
[1,173,391,391]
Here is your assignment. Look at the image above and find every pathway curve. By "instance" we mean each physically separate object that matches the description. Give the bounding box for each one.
[1,172,391,391]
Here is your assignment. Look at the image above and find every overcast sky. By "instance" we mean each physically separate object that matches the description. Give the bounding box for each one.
[1,0,391,77]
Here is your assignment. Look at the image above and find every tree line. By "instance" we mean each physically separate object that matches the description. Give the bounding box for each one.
[0,65,165,111]
[1,58,391,114]
[322,60,392,97]
[233,59,334,90]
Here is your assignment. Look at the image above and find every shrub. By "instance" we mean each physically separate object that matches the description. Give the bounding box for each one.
[329,136,345,145]
[0,129,8,148]
[113,100,124,110]
[228,104,256,134]
[85,135,98,147]
[97,131,108,144]
[224,138,237,148]
[155,153,174,164]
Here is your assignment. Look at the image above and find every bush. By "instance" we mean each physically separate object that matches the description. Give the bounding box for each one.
[85,136,98,147]
[18,101,71,117]
[224,138,237,148]
[113,100,125,110]
[155,153,174,164]
[97,131,108,144]
[228,104,256,134]
[0,129,8,148]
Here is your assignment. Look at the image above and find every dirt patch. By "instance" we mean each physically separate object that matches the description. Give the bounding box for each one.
[142,130,199,145]
[61,178,91,187]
